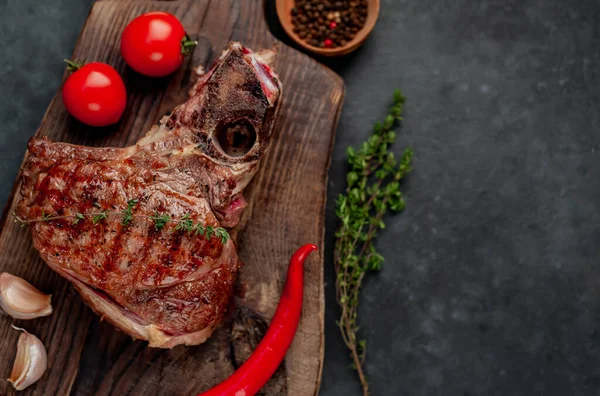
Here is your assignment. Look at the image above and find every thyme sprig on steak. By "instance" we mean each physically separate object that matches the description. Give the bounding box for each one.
[12,202,230,244]
[334,89,413,396]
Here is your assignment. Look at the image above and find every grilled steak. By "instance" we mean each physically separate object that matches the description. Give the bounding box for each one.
[16,43,282,348]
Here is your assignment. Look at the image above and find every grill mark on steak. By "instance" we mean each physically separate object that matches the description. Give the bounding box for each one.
[106,220,126,273]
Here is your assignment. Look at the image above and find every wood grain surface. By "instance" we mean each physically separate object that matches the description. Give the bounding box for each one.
[0,0,344,395]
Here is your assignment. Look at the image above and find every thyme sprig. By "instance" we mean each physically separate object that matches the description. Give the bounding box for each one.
[12,203,229,244]
[334,89,413,396]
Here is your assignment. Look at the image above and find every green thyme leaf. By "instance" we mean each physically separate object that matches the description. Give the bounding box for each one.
[205,225,214,240]
[72,213,85,224]
[174,214,194,232]
[193,223,205,236]
[92,211,108,224]
[121,199,139,226]
[215,227,229,244]
[152,212,170,231]
[41,211,52,222]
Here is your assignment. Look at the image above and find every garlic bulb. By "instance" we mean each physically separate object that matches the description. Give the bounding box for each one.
[0,273,52,319]
[8,326,48,391]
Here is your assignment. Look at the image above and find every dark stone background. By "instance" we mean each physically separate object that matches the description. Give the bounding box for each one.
[1,0,599,395]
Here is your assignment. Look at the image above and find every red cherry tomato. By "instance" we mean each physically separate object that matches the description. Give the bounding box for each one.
[121,12,196,77]
[61,61,127,127]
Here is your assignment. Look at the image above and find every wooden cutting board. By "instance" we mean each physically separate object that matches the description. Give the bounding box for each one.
[0,1,343,395]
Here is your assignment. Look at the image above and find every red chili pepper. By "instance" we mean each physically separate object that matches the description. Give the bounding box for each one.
[199,244,318,396]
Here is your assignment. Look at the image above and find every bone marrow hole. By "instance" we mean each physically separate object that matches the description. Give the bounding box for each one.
[216,120,257,157]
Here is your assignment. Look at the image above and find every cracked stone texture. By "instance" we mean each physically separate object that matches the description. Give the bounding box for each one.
[1,0,600,395]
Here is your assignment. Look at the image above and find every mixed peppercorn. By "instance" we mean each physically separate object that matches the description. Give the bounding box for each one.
[291,0,368,49]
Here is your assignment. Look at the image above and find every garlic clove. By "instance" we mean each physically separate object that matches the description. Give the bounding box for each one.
[8,326,48,391]
[0,273,52,320]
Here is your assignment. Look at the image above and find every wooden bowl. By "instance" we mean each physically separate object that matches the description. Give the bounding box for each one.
[276,0,380,57]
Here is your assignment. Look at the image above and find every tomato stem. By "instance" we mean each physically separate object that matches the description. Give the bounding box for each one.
[181,35,198,55]
[64,59,83,72]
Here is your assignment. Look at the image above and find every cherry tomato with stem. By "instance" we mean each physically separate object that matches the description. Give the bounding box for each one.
[121,12,197,77]
[61,60,127,127]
